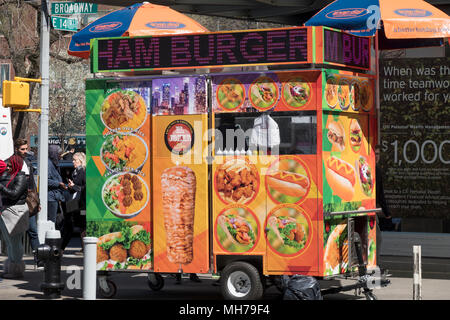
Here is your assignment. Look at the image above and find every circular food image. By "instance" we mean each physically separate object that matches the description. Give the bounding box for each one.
[216,78,245,111]
[265,205,311,256]
[282,77,311,109]
[360,80,373,112]
[356,156,374,197]
[101,90,147,132]
[338,78,350,110]
[324,76,338,108]
[101,133,148,172]
[266,157,311,205]
[102,172,149,219]
[249,76,279,111]
[351,80,361,111]
[215,158,259,205]
[216,206,259,253]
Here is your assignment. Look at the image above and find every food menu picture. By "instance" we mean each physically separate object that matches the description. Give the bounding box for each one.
[151,106,209,273]
[211,70,321,275]
[322,111,375,211]
[212,71,319,113]
[322,70,375,114]
[85,80,152,271]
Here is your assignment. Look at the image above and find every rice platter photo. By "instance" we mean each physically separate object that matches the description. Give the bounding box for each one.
[101,133,148,172]
[101,90,147,132]
[102,172,149,219]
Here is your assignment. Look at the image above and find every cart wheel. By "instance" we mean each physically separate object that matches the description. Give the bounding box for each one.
[98,279,117,299]
[364,290,377,300]
[221,261,264,300]
[147,273,165,291]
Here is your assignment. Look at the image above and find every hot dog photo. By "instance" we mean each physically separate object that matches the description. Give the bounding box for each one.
[266,157,311,204]
[325,156,356,201]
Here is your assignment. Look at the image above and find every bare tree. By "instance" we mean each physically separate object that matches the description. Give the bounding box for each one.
[0,0,84,140]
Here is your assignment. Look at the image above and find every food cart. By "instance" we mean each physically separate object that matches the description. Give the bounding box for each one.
[85,26,389,299]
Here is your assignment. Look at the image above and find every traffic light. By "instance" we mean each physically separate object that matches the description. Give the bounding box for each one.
[2,80,30,108]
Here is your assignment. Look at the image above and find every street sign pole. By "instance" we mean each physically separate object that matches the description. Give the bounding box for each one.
[37,0,55,244]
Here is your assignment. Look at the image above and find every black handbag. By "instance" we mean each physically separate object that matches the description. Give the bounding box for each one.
[66,191,80,213]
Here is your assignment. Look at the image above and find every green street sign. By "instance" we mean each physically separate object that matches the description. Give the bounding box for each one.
[51,2,98,15]
[51,16,78,32]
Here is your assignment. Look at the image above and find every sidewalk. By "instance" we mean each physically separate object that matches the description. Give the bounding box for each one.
[1,238,450,300]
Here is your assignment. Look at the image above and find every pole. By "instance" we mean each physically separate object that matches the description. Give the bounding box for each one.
[413,245,422,300]
[375,29,381,145]
[83,237,98,300]
[37,0,55,244]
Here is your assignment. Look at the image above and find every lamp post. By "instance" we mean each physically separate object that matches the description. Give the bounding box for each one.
[37,0,55,243]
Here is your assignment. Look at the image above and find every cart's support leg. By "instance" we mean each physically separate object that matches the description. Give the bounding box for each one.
[98,274,109,293]
[321,232,390,299]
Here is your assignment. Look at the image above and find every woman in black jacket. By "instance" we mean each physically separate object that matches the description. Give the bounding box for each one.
[0,155,28,279]
[61,152,86,253]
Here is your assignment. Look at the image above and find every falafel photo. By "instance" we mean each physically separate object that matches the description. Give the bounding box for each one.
[95,223,152,270]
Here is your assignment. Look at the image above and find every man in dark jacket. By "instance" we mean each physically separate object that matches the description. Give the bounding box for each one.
[48,145,66,224]
[375,145,393,272]
[14,138,40,252]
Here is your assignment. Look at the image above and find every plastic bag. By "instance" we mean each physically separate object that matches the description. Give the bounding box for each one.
[282,275,323,300]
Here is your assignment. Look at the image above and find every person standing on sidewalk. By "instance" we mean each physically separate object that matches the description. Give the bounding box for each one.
[48,145,66,224]
[14,139,40,254]
[0,155,29,279]
[61,152,86,254]
[375,145,393,270]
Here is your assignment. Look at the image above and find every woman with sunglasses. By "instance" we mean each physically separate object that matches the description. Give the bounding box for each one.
[0,155,29,279]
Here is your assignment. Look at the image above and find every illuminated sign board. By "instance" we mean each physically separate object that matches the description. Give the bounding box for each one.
[91,27,371,72]
[92,27,311,72]
[323,29,371,70]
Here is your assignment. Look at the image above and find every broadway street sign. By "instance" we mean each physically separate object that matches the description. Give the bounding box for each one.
[51,2,98,15]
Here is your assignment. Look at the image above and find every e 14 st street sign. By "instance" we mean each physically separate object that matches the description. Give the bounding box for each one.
[51,2,98,15]
[51,16,78,32]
